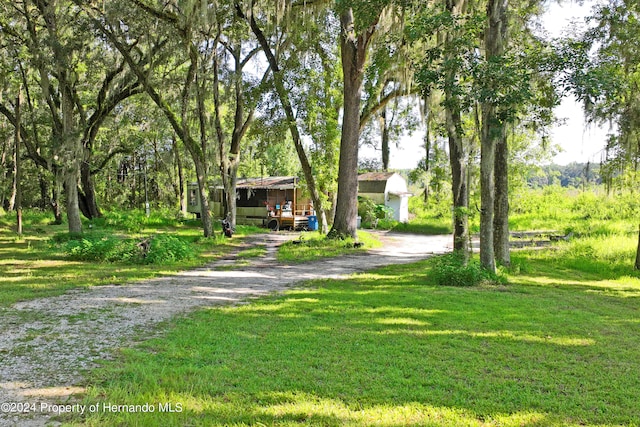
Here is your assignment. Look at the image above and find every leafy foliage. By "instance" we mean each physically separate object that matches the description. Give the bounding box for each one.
[407,5,483,106]
[430,252,506,287]
[560,0,640,191]
[357,196,395,229]
[527,162,601,188]
[144,234,196,264]
[64,234,138,263]
[62,233,195,264]
[90,209,185,233]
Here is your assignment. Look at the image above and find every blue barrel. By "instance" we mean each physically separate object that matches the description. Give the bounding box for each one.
[307,215,318,231]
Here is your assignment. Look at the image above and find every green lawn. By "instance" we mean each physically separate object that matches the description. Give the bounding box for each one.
[65,250,640,426]
[4,203,640,426]
[277,231,382,263]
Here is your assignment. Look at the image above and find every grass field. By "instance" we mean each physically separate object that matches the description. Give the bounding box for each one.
[62,247,640,427]
[59,203,640,427]
[2,189,639,426]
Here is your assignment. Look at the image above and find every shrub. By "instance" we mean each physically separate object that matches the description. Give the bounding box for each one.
[51,232,85,244]
[64,235,138,263]
[374,203,394,220]
[430,252,506,287]
[358,196,395,229]
[92,209,184,233]
[144,234,196,264]
[357,196,378,228]
[61,233,196,264]
[96,211,143,233]
[376,218,398,230]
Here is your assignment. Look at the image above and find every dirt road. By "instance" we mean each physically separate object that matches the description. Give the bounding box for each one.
[0,231,450,426]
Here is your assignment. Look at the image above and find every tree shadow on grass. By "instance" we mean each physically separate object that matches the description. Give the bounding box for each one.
[0,254,162,307]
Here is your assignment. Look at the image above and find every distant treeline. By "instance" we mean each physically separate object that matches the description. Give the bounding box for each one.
[528,163,601,188]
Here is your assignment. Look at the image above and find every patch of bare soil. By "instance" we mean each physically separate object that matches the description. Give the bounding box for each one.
[0,231,450,426]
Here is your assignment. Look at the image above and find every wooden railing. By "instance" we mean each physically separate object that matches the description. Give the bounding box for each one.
[265,203,314,217]
[293,204,314,216]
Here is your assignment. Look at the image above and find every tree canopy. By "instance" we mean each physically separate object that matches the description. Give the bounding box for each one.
[0,0,637,267]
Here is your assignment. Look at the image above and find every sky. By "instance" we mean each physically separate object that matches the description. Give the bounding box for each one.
[365,0,610,170]
[543,0,610,166]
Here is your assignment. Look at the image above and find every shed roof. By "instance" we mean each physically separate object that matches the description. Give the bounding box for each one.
[358,172,397,182]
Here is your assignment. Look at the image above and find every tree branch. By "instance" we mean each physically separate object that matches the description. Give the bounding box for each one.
[130,0,180,26]
[90,147,133,175]
[0,102,49,170]
[359,86,416,133]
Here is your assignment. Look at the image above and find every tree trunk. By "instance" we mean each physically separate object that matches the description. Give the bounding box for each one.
[446,106,469,263]
[246,6,326,234]
[479,0,509,273]
[332,70,361,238]
[222,162,239,227]
[174,137,186,215]
[65,167,82,233]
[213,46,233,226]
[61,82,83,234]
[480,106,497,273]
[80,150,102,219]
[78,190,91,220]
[216,45,254,229]
[635,223,640,270]
[15,95,23,235]
[51,170,63,225]
[187,151,213,237]
[380,109,390,171]
[493,132,510,266]
[35,3,83,234]
[194,159,213,237]
[9,110,17,211]
[331,8,377,240]
[8,148,17,212]
[0,127,7,210]
[443,7,469,262]
[423,111,431,205]
[326,191,337,233]
[39,173,48,211]
[214,81,237,228]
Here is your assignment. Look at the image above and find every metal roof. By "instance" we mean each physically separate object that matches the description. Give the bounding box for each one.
[234,176,297,190]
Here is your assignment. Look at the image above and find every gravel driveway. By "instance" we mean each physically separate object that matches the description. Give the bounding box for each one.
[0,231,451,426]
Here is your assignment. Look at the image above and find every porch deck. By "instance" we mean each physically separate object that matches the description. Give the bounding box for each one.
[266,212,310,231]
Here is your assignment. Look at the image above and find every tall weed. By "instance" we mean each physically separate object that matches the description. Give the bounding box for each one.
[510,186,638,236]
[403,195,454,234]
[144,234,196,264]
[64,235,138,263]
[62,233,196,264]
[92,209,184,232]
[430,252,506,287]
[561,235,637,270]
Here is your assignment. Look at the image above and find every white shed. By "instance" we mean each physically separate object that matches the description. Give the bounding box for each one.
[358,172,411,223]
